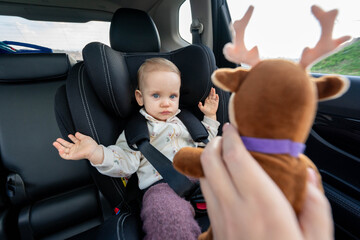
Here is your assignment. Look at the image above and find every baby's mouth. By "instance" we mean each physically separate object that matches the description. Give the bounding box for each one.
[161,111,172,115]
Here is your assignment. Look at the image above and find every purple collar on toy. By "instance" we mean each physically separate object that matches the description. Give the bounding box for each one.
[240,136,305,157]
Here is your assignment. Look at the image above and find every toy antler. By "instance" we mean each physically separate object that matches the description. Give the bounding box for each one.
[223,5,260,66]
[299,5,351,69]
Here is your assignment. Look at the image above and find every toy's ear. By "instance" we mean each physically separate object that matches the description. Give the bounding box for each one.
[211,67,249,92]
[313,75,350,101]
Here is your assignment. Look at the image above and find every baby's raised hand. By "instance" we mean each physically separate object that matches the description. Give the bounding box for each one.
[53,132,103,165]
[198,87,219,120]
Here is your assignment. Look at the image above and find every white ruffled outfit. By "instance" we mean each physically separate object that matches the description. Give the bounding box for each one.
[91,108,219,190]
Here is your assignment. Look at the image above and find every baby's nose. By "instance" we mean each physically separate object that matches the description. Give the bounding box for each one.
[161,99,170,107]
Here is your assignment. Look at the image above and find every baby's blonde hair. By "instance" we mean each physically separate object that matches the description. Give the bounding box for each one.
[137,58,181,90]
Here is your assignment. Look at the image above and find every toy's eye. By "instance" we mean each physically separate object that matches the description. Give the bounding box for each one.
[152,94,159,98]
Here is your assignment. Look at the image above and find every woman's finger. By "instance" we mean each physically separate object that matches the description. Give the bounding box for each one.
[299,170,333,240]
[200,136,239,206]
[220,124,263,197]
[199,178,220,223]
[221,124,292,208]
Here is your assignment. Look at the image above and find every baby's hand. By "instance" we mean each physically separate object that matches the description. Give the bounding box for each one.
[198,87,219,120]
[53,132,103,165]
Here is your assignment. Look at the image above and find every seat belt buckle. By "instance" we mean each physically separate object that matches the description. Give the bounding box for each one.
[190,194,207,217]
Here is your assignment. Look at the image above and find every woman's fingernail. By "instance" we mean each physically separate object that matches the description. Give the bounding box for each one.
[222,122,230,131]
[307,168,318,186]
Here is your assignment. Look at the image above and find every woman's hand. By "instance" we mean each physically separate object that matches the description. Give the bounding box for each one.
[199,123,333,240]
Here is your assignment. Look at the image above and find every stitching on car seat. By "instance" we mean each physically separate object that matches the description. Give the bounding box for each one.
[117,211,131,240]
[198,45,214,102]
[111,177,126,205]
[195,44,227,124]
[78,64,95,139]
[79,64,100,142]
[100,45,132,207]
[81,58,128,206]
[102,45,121,115]
[80,63,128,209]
[99,45,115,113]
[120,212,131,240]
[83,56,128,205]
[100,44,121,116]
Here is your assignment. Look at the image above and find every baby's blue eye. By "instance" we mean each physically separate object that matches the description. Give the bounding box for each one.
[152,94,159,98]
[170,95,177,99]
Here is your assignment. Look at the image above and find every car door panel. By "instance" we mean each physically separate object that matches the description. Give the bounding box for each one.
[305,75,360,240]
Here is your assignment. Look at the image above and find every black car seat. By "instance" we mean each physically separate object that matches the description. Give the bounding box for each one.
[0,53,111,239]
[54,8,230,239]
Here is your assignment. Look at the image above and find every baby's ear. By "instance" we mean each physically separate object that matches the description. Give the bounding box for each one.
[135,90,144,106]
[211,67,249,92]
[313,75,350,101]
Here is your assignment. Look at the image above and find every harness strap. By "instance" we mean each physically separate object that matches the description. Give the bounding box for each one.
[125,111,198,197]
[137,139,195,197]
[177,109,209,144]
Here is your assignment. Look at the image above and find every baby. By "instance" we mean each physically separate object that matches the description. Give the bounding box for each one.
[53,57,219,239]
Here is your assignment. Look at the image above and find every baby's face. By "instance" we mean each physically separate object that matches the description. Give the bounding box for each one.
[135,71,180,121]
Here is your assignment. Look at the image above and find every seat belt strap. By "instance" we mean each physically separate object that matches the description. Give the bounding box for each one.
[137,140,195,197]
[177,109,209,144]
[125,111,196,197]
[191,19,203,45]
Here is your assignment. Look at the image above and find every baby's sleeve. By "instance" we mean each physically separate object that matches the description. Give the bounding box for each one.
[202,116,220,140]
[90,131,142,178]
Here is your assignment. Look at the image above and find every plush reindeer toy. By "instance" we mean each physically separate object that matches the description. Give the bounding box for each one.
[173,5,350,240]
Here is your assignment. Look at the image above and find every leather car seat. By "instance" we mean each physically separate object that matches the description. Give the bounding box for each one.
[0,53,107,239]
[54,8,230,239]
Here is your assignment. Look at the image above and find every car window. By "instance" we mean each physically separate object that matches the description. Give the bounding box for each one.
[0,15,110,60]
[179,0,192,43]
[226,0,359,76]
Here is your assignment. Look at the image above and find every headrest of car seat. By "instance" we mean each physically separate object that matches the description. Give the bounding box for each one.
[110,8,160,52]
[83,42,215,119]
[0,53,76,82]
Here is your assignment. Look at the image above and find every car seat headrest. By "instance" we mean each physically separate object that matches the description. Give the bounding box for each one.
[110,8,161,52]
[0,53,74,82]
[83,42,215,120]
